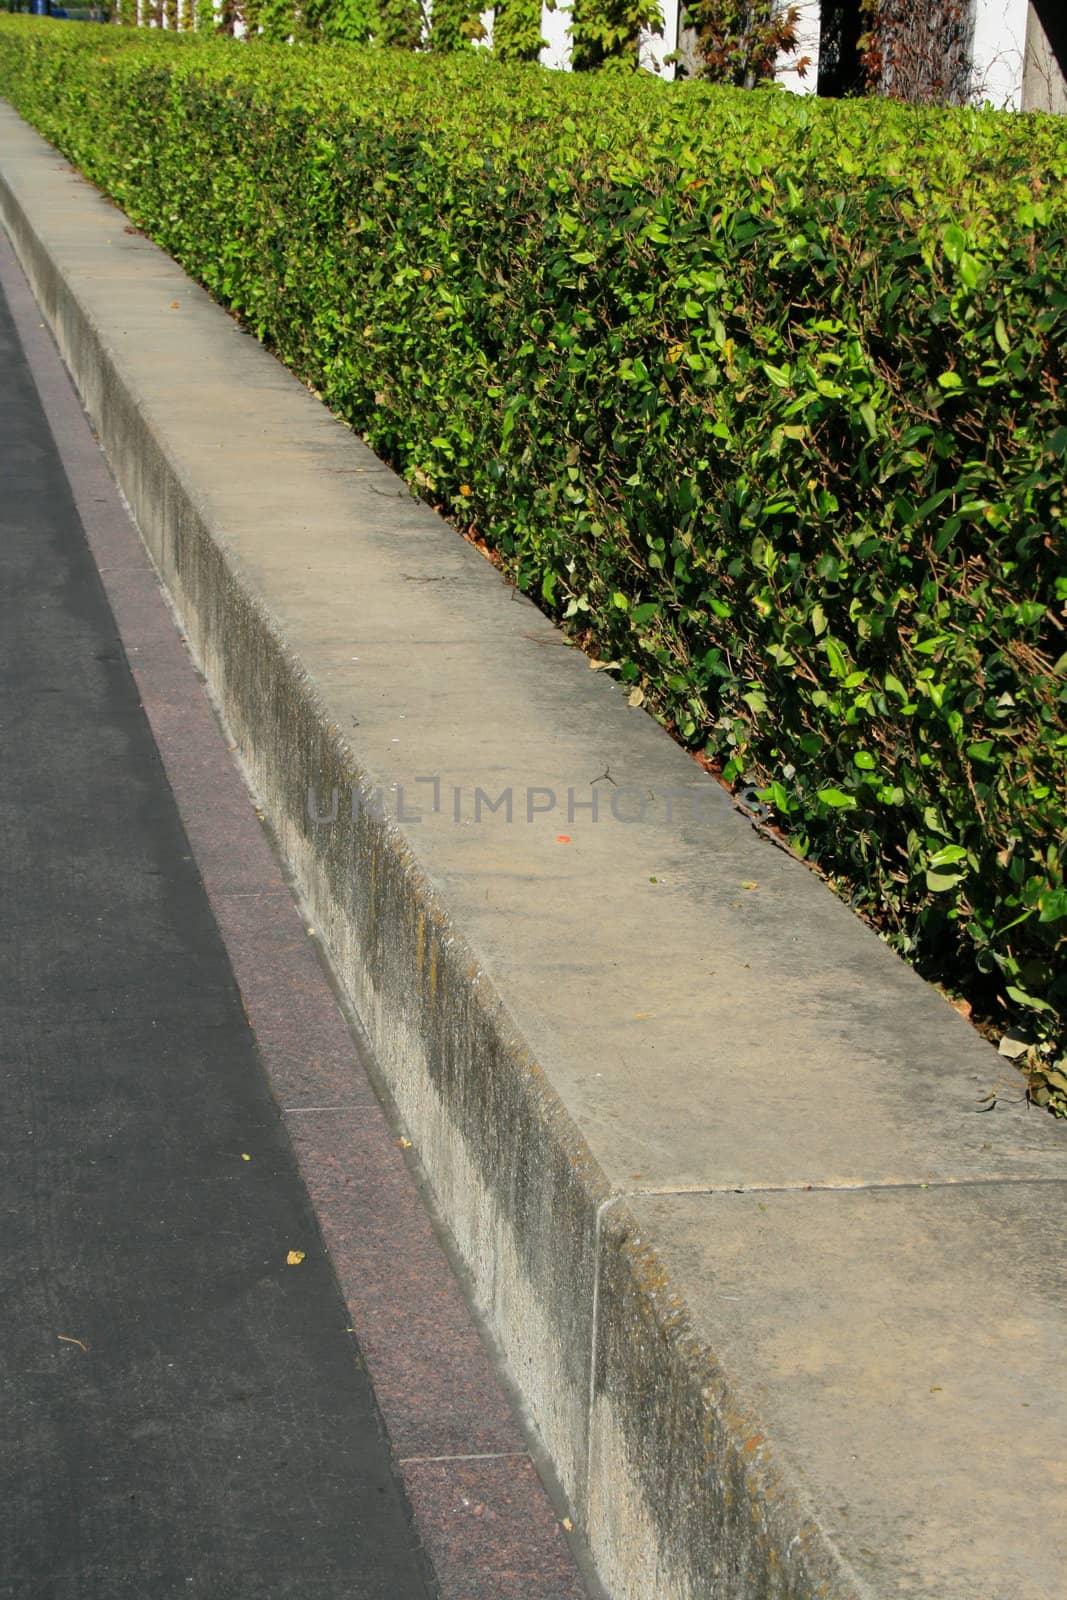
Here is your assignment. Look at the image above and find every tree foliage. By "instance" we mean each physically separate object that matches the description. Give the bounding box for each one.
[493,0,545,63]
[570,0,662,72]
[680,1,810,87]
[377,0,425,48]
[428,0,486,53]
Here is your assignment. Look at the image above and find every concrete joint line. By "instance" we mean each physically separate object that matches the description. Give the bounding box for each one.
[585,1193,625,1498]
[612,1173,1067,1198]
[399,1452,531,1466]
[282,1104,370,1114]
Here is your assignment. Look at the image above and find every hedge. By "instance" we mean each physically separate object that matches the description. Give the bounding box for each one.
[1,21,1065,1100]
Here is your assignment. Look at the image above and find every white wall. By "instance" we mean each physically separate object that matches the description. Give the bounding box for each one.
[1022,1,1067,111]
[970,0,1030,107]
[640,0,681,77]
[540,1,571,69]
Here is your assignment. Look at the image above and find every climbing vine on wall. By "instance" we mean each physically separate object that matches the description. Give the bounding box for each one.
[93,0,662,69]
[859,0,972,105]
[493,0,545,63]
[375,0,425,47]
[680,1,810,86]
[569,0,662,70]
[429,0,486,52]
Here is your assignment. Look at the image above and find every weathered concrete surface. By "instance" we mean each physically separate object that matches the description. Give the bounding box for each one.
[609,1183,1067,1600]
[2,100,1064,1600]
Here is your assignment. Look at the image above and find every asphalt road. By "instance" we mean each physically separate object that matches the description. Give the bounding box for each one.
[0,275,434,1597]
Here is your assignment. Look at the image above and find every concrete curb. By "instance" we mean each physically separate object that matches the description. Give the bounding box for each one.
[4,103,1065,1600]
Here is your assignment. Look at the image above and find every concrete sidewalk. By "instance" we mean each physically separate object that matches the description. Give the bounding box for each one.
[2,99,1064,1600]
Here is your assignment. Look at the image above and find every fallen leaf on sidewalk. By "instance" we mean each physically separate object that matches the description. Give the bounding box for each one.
[397,1137,413,1150]
[286,1251,306,1266]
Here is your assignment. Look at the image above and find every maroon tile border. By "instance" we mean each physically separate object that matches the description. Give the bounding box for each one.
[404,1457,589,1600]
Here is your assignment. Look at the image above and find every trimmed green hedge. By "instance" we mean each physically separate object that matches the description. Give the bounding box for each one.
[2,21,1065,1095]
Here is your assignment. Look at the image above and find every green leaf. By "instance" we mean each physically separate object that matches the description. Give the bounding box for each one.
[927,844,968,868]
[942,223,966,265]
[1006,986,1055,1014]
[817,787,857,809]
[1038,889,1067,924]
[762,779,794,814]
[958,253,982,291]
[925,869,963,892]
[914,634,952,655]
[824,637,848,679]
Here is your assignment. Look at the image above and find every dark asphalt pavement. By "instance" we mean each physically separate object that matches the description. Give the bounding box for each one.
[0,279,434,1596]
